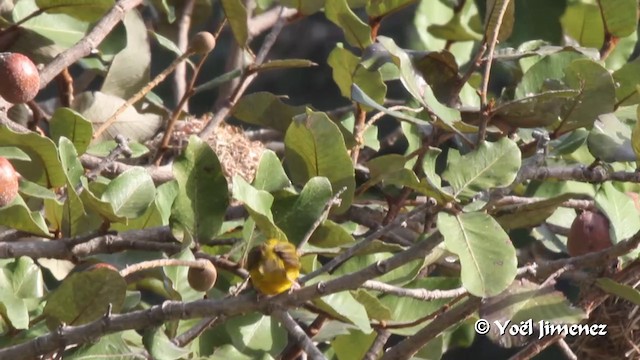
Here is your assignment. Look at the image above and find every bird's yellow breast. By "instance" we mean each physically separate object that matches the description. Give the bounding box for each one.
[247,239,300,295]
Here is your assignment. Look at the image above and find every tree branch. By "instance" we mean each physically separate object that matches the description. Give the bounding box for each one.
[380,296,482,360]
[0,230,445,359]
[273,310,326,360]
[38,0,143,88]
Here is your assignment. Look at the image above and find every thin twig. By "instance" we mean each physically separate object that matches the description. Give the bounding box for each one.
[0,231,445,360]
[173,0,196,111]
[363,329,391,360]
[39,0,144,88]
[119,258,211,278]
[272,310,326,360]
[556,338,578,360]
[297,187,346,250]
[362,281,468,301]
[478,0,512,146]
[173,316,221,347]
[199,7,288,139]
[380,296,482,360]
[300,203,431,283]
[154,52,211,164]
[93,49,196,139]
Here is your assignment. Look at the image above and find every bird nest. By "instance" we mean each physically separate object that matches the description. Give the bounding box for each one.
[571,279,640,359]
[159,116,265,184]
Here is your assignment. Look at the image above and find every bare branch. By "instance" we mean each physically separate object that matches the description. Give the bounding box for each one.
[362,280,468,300]
[363,329,391,360]
[380,296,482,360]
[173,0,196,111]
[0,231,445,360]
[272,310,326,360]
[39,0,144,88]
[301,202,433,282]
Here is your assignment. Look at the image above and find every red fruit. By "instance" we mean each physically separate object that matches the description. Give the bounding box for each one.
[0,52,40,104]
[0,157,19,207]
[566,210,612,257]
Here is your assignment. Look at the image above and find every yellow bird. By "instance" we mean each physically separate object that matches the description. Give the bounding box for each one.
[246,239,301,295]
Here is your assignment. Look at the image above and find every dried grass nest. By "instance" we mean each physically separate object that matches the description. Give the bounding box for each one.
[571,279,640,359]
[153,116,265,185]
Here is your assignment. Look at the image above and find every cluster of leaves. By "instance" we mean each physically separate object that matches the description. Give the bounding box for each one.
[2,0,640,359]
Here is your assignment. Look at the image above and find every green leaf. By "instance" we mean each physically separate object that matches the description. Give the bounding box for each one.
[1,257,44,298]
[437,212,517,297]
[378,277,461,335]
[351,84,429,126]
[233,176,287,241]
[0,125,66,187]
[325,0,372,49]
[333,330,376,360]
[376,37,475,135]
[284,111,355,213]
[586,113,636,163]
[427,7,482,42]
[366,0,413,17]
[12,0,90,49]
[143,327,191,360]
[596,278,640,306]
[613,57,640,107]
[67,332,137,359]
[508,0,565,45]
[0,147,30,161]
[561,2,604,48]
[110,180,177,231]
[0,196,51,236]
[515,50,586,99]
[554,59,616,135]
[492,90,579,128]
[595,182,640,246]
[44,267,126,327]
[598,0,638,37]
[101,167,156,218]
[312,285,372,333]
[58,137,84,188]
[480,278,586,348]
[231,92,307,133]
[328,44,387,111]
[494,193,579,230]
[413,50,463,104]
[413,0,477,65]
[19,178,57,200]
[364,153,453,203]
[253,150,292,192]
[484,0,515,42]
[0,290,29,330]
[35,0,113,22]
[335,252,423,285]
[273,177,332,245]
[443,137,521,199]
[221,0,248,46]
[73,91,162,142]
[79,178,126,223]
[86,140,149,158]
[352,289,392,321]
[49,108,93,155]
[101,10,151,99]
[280,0,325,14]
[225,313,287,356]
[308,220,355,248]
[171,136,229,244]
